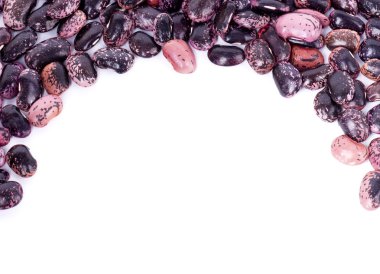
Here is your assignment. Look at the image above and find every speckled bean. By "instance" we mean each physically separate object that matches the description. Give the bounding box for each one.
[338,109,370,143]
[272,62,302,98]
[74,21,104,51]
[369,138,380,170]
[47,0,80,19]
[41,62,71,95]
[93,47,135,74]
[117,0,144,9]
[207,45,245,67]
[0,105,31,138]
[314,88,342,123]
[343,80,366,111]
[332,0,358,15]
[162,39,196,74]
[186,0,220,23]
[0,181,23,210]
[0,63,24,99]
[361,59,380,81]
[80,0,109,19]
[3,0,37,30]
[301,64,334,90]
[16,69,43,112]
[28,95,63,128]
[0,127,11,147]
[153,13,173,46]
[6,144,37,177]
[132,5,161,31]
[233,10,270,31]
[245,39,275,74]
[329,10,365,34]
[103,11,135,47]
[57,10,87,39]
[331,135,368,165]
[294,0,331,13]
[189,21,217,51]
[27,2,60,33]
[290,45,324,71]
[329,47,360,78]
[260,26,291,63]
[1,29,38,63]
[360,171,380,210]
[325,29,360,53]
[66,52,97,87]
[128,31,161,58]
[368,104,380,133]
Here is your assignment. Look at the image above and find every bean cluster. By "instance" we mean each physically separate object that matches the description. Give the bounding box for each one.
[0,0,379,211]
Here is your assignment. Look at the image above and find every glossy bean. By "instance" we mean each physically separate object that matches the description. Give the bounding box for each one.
[158,0,182,12]
[338,109,370,143]
[103,11,135,47]
[6,144,37,177]
[16,69,43,112]
[368,104,380,134]
[153,13,173,46]
[361,59,380,81]
[369,138,380,170]
[0,169,10,181]
[27,3,60,32]
[331,135,368,165]
[57,10,87,39]
[207,45,245,66]
[189,21,217,51]
[366,81,380,102]
[214,1,235,35]
[328,47,360,78]
[288,35,325,49]
[329,10,365,34]
[290,45,324,71]
[99,2,119,26]
[162,39,196,74]
[28,95,63,128]
[314,88,342,122]
[366,18,380,40]
[221,25,256,45]
[359,38,380,61]
[332,0,358,15]
[343,80,366,111]
[186,0,220,23]
[360,171,380,210]
[47,0,80,19]
[93,47,135,73]
[133,5,161,31]
[66,52,97,87]
[41,62,71,95]
[80,0,109,19]
[358,0,380,18]
[172,12,191,41]
[0,63,24,99]
[325,29,360,53]
[259,25,291,63]
[245,39,275,74]
[128,31,161,58]
[74,21,104,51]
[233,10,270,31]
[327,71,355,105]
[272,62,302,98]
[0,105,31,138]
[0,28,12,50]
[0,181,23,210]
[301,64,334,90]
[1,30,37,63]
[293,9,330,27]
[3,0,37,30]
[0,127,11,147]
[250,0,291,13]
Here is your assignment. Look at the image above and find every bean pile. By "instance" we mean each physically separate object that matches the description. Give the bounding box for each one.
[1,0,380,211]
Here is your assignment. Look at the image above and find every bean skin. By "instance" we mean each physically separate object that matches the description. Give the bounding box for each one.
[294,0,331,13]
[250,0,291,13]
[332,0,358,15]
[27,2,60,33]
[325,29,360,53]
[361,59,380,81]
[214,1,235,35]
[358,0,380,18]
[74,21,104,51]
[0,169,10,181]
[103,11,135,47]
[162,39,196,74]
[328,47,360,78]
[360,171,380,211]
[272,62,302,98]
[80,0,110,19]
[331,135,368,166]
[359,38,380,61]
[132,5,161,31]
[207,45,245,67]
[329,10,365,34]
[366,81,380,102]
[233,10,270,31]
[189,21,217,51]
[293,9,330,27]
[172,12,191,41]
[128,31,161,58]
[301,64,334,90]
[245,39,275,75]
[3,0,37,30]
[314,88,342,123]
[117,0,144,9]
[47,0,81,19]
[158,0,182,12]
[369,138,380,170]
[186,0,220,23]
[28,95,63,128]
[327,71,355,105]
[93,47,135,74]
[338,109,370,143]
[153,13,173,46]
[66,52,97,87]
[366,18,380,40]
[0,181,23,210]
[16,69,43,112]
[41,62,71,95]
[1,29,38,63]
[100,2,119,26]
[221,25,256,45]
[6,144,37,177]
[367,104,380,133]
[0,63,24,99]
[291,45,324,71]
[57,10,87,39]
[0,105,31,138]
[0,27,12,50]
[288,35,325,49]
[0,127,11,147]
[343,80,366,111]
[260,25,291,63]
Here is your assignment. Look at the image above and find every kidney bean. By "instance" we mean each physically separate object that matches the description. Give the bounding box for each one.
[338,109,370,143]
[74,21,104,51]
[301,64,334,90]
[275,13,322,43]
[329,10,365,34]
[0,105,31,138]
[290,45,324,71]
[366,81,380,102]
[0,28,12,50]
[328,47,360,78]
[233,10,270,31]
[41,62,71,95]
[361,59,380,81]
[0,181,23,210]
[0,149,5,167]
[153,13,173,46]
[293,9,330,27]
[6,144,37,177]
[3,0,37,30]
[250,0,291,13]
[208,45,245,66]
[133,5,161,31]
[288,35,325,49]
[66,52,97,87]
[1,30,37,63]
[28,95,63,128]
[314,88,342,122]
[189,21,217,51]
[80,0,109,19]
[332,0,358,15]
[294,0,331,13]
[360,171,380,210]
[57,10,87,39]
[358,0,380,18]
[158,0,182,12]
[103,11,135,47]
[366,18,380,40]
[117,0,144,9]
[99,2,119,26]
[93,47,135,73]
[245,39,275,74]
[25,37,71,72]
[0,63,24,99]
[214,1,235,35]
[0,128,11,147]
[47,0,80,19]
[27,2,60,33]
[162,39,196,74]
[325,29,360,53]
[359,38,380,61]
[16,69,43,112]
[369,138,380,170]
[343,80,366,111]
[368,104,380,134]
[272,62,302,98]
[331,135,368,165]
[230,0,250,11]
[259,26,291,62]
[172,12,191,41]
[128,31,161,58]
[221,24,256,45]
[0,169,10,181]
[186,0,220,23]
[327,71,355,105]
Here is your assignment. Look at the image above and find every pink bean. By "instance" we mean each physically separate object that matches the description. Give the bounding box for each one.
[162,39,196,74]
[27,95,63,128]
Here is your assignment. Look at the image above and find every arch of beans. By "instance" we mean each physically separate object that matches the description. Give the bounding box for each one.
[0,0,380,211]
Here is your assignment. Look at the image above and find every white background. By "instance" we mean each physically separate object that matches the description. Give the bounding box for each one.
[1,7,380,274]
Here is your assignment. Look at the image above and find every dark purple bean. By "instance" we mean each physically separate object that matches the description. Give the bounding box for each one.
[294,0,331,13]
[133,5,161,31]
[128,31,161,58]
[325,29,360,53]
[80,0,110,19]
[57,10,87,39]
[221,24,257,45]
[6,144,37,178]
[189,21,217,51]
[272,62,302,98]
[41,62,71,95]
[3,0,37,30]
[74,21,104,51]
[288,35,325,49]
[158,0,182,12]
[207,45,245,66]
[0,128,11,147]
[366,18,380,40]
[93,47,134,73]
[66,52,97,87]
[0,63,24,99]
[25,37,71,72]
[0,28,12,50]
[0,169,10,181]
[117,0,144,9]
[338,109,370,142]
[16,69,43,112]
[368,104,380,134]
[302,64,334,90]
[358,0,380,18]
[260,25,290,63]
[27,2,60,32]
[0,105,31,138]
[99,2,119,26]
[314,88,342,122]
[366,81,380,102]
[153,13,173,45]
[328,47,360,78]
[186,0,220,23]
[172,12,191,41]
[0,181,23,210]
[233,10,270,31]
[245,39,275,74]
[1,30,38,63]
[361,59,380,81]
[329,10,365,34]
[214,1,235,35]
[104,11,135,47]
[343,80,366,111]
[250,0,291,13]
[332,0,358,15]
[230,0,249,11]
[47,0,81,19]
[359,38,380,62]
[327,71,355,105]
